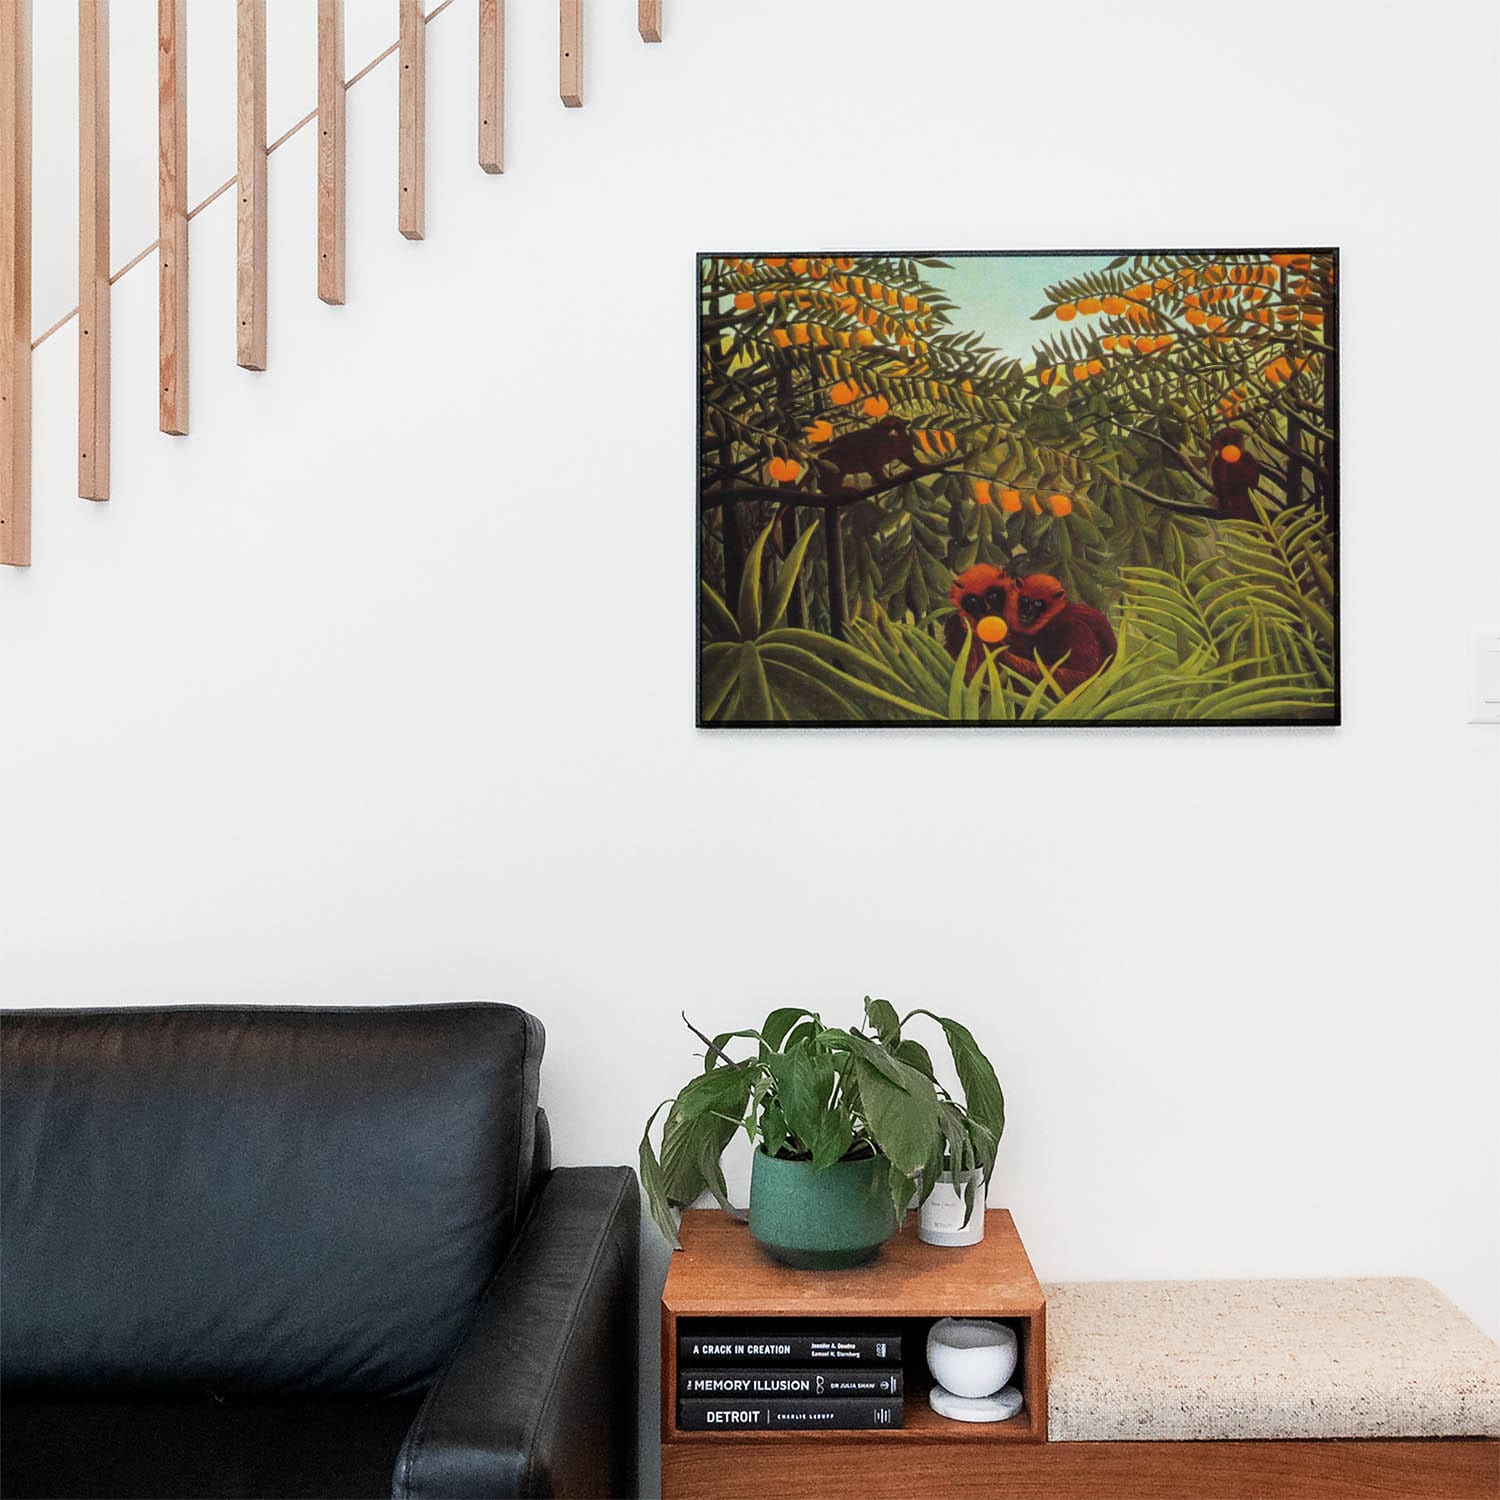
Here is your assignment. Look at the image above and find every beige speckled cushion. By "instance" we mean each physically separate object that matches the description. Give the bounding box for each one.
[1042,1277,1500,1441]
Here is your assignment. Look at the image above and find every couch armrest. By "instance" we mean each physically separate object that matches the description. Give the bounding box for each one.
[394,1166,639,1500]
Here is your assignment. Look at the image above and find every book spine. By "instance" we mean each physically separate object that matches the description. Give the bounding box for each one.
[677,1334,901,1365]
[677,1397,904,1431]
[679,1367,904,1398]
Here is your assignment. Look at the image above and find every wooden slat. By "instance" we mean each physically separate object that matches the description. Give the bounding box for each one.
[639,0,661,43]
[1,0,30,564]
[158,0,188,434]
[398,0,425,239]
[235,0,266,370]
[664,1439,1500,1500]
[478,0,503,173]
[560,0,581,107]
[79,2,109,500]
[317,0,344,304]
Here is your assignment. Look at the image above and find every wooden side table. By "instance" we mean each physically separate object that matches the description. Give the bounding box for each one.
[661,1209,1046,1500]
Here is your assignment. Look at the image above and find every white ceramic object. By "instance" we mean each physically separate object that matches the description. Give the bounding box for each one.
[917,1170,986,1247]
[925,1317,1017,1398]
[928,1383,1023,1423]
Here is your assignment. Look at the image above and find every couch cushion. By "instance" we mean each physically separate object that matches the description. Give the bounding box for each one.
[1043,1277,1500,1441]
[1,1004,542,1399]
[0,1395,422,1500]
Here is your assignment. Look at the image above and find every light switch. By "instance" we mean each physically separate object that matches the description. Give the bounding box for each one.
[1485,648,1500,705]
[1472,631,1500,724]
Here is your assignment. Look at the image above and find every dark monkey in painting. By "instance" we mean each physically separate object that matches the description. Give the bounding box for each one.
[813,416,919,490]
[1210,428,1261,519]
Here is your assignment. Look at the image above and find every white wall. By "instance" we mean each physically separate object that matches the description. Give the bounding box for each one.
[5,0,1498,1474]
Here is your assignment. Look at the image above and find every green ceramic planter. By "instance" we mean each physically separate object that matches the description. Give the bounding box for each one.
[748,1149,898,1270]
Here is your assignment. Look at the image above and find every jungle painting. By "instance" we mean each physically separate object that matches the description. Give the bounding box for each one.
[697,250,1338,726]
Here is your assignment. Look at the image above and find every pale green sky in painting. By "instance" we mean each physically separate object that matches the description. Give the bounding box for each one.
[922,254,1116,365]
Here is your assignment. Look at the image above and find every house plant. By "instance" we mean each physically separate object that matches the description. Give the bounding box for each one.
[640,997,1004,1268]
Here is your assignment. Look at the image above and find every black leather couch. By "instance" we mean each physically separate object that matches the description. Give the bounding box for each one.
[0,1004,639,1500]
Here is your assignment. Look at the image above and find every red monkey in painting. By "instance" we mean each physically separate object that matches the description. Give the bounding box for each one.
[1001,573,1117,692]
[1210,428,1261,519]
[944,564,1014,680]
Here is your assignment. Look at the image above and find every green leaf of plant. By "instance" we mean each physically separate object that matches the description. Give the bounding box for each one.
[809,1107,854,1173]
[893,1038,935,1079]
[761,517,821,634]
[864,996,901,1045]
[851,1054,939,1175]
[737,643,774,721]
[700,641,740,719]
[674,1061,755,1122]
[640,1100,681,1248]
[736,519,775,638]
[905,1009,1005,1148]
[700,581,741,643]
[946,637,968,719]
[761,1007,816,1054]
[764,1044,834,1156]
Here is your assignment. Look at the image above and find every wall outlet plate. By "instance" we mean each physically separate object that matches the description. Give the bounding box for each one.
[1471,630,1500,724]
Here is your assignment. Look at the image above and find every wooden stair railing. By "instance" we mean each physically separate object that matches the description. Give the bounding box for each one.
[1,0,664,568]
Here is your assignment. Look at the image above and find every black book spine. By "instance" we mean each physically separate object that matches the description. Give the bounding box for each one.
[677,1397,904,1431]
[678,1368,904,1398]
[677,1334,901,1365]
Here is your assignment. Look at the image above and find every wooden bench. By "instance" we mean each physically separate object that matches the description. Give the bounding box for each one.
[1036,1276,1500,1498]
[659,1212,1500,1499]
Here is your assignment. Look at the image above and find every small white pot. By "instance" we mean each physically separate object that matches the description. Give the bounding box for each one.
[926,1318,1018,1399]
[917,1169,985,1246]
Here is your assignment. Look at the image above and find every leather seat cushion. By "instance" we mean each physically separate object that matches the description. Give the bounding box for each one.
[1,1395,422,1500]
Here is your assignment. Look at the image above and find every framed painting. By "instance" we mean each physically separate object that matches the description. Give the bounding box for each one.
[697,249,1338,727]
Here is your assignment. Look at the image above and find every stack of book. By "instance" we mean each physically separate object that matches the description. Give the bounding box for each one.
[676,1325,904,1431]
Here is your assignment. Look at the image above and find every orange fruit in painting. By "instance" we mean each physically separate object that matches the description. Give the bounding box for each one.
[733,292,754,311]
[1073,362,1089,381]
[770,329,791,347]
[1087,359,1104,376]
[972,479,994,506]
[1102,336,1116,351]
[790,258,808,274]
[902,294,919,312]
[1186,309,1207,326]
[830,381,859,406]
[976,615,1007,645]
[768,457,801,483]
[806,419,834,443]
[1039,367,1054,385]
[855,329,876,346]
[1055,303,1078,321]
[1102,296,1127,315]
[1127,284,1153,302]
[764,257,787,267]
[1027,494,1043,515]
[836,257,855,271]
[862,395,890,418]
[1206,315,1224,331]
[999,489,1023,513]
[1135,337,1154,353]
[1220,444,1242,463]
[1049,493,1072,516]
[1078,297,1103,315]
